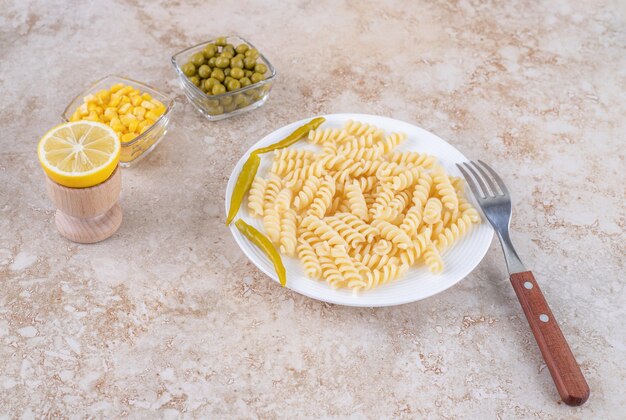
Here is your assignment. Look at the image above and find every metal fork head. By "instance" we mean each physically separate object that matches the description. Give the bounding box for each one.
[456,160,526,274]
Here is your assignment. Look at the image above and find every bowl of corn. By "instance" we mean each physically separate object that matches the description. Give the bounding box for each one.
[62,75,175,166]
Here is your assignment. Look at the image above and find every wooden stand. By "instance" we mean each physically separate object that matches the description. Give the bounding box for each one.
[45,167,123,243]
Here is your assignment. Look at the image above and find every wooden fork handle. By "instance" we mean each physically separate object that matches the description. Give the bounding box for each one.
[510,271,589,406]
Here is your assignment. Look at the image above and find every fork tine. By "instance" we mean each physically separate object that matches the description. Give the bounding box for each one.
[470,161,499,197]
[463,162,493,198]
[456,163,485,199]
[478,160,510,196]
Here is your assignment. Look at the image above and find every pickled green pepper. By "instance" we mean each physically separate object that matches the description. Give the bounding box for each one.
[254,117,326,154]
[235,219,286,287]
[226,153,261,225]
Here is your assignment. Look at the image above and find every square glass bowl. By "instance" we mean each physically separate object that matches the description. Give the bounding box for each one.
[171,36,277,120]
[62,75,175,167]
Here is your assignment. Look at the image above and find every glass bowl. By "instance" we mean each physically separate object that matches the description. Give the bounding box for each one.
[171,36,277,121]
[62,75,175,167]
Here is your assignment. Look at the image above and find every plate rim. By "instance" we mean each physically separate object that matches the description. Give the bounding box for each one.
[225,113,493,307]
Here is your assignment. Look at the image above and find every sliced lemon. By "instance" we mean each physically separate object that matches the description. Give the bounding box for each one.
[38,121,121,188]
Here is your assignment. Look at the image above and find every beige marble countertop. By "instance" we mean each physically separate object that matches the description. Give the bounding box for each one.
[1,0,625,418]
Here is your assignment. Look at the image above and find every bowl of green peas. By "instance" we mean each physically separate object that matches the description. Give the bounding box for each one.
[171,36,276,120]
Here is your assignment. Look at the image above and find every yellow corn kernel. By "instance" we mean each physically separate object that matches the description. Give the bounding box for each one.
[140,125,150,134]
[96,89,111,103]
[141,100,155,109]
[69,110,81,122]
[130,95,143,106]
[133,106,146,119]
[121,96,131,104]
[145,110,158,121]
[84,94,96,103]
[77,103,89,116]
[94,106,104,116]
[85,111,100,122]
[87,103,98,112]
[141,92,152,101]
[128,88,140,97]
[114,130,123,139]
[128,119,139,133]
[118,103,132,114]
[103,107,117,121]
[110,83,125,93]
[109,93,121,107]
[121,132,137,143]
[145,118,155,126]
[153,106,166,117]
[120,114,137,127]
[152,99,164,108]
[117,86,133,96]
[111,121,125,132]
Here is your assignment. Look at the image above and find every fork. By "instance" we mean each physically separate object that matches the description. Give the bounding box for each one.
[457,160,590,406]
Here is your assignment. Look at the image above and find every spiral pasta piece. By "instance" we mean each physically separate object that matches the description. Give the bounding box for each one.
[385,166,421,191]
[371,219,412,249]
[423,242,444,274]
[297,238,322,278]
[247,177,266,217]
[300,215,348,248]
[263,206,281,244]
[293,176,322,211]
[344,180,368,220]
[330,246,364,289]
[423,197,443,225]
[343,120,384,139]
[318,255,345,289]
[387,152,436,168]
[435,213,474,252]
[307,175,336,218]
[275,188,293,212]
[334,213,379,242]
[377,132,407,154]
[325,215,367,247]
[398,231,431,266]
[433,167,459,212]
[373,239,393,255]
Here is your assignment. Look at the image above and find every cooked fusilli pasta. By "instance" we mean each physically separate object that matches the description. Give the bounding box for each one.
[244,119,481,291]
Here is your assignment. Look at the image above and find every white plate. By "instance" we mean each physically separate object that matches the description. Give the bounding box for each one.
[225,113,493,307]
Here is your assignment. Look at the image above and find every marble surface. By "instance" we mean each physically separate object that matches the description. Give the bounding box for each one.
[1,0,624,418]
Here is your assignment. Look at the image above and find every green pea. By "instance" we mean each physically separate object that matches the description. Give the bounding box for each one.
[234,93,248,106]
[212,83,226,95]
[254,63,268,75]
[191,53,205,67]
[207,99,220,107]
[230,58,244,69]
[234,53,245,61]
[208,57,217,67]
[220,50,234,59]
[223,44,235,54]
[235,44,249,54]
[221,95,233,106]
[198,65,211,79]
[189,75,201,86]
[245,48,258,58]
[215,56,230,69]
[239,77,252,87]
[208,104,224,115]
[204,77,219,91]
[215,36,227,46]
[230,67,244,79]
[224,68,231,77]
[203,44,217,59]
[243,57,256,70]
[244,70,253,78]
[227,79,241,91]
[182,62,196,77]
[251,72,264,84]
[210,68,225,82]
[224,76,234,86]
[223,102,237,113]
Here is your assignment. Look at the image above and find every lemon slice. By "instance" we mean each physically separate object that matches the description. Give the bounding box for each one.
[38,121,121,188]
